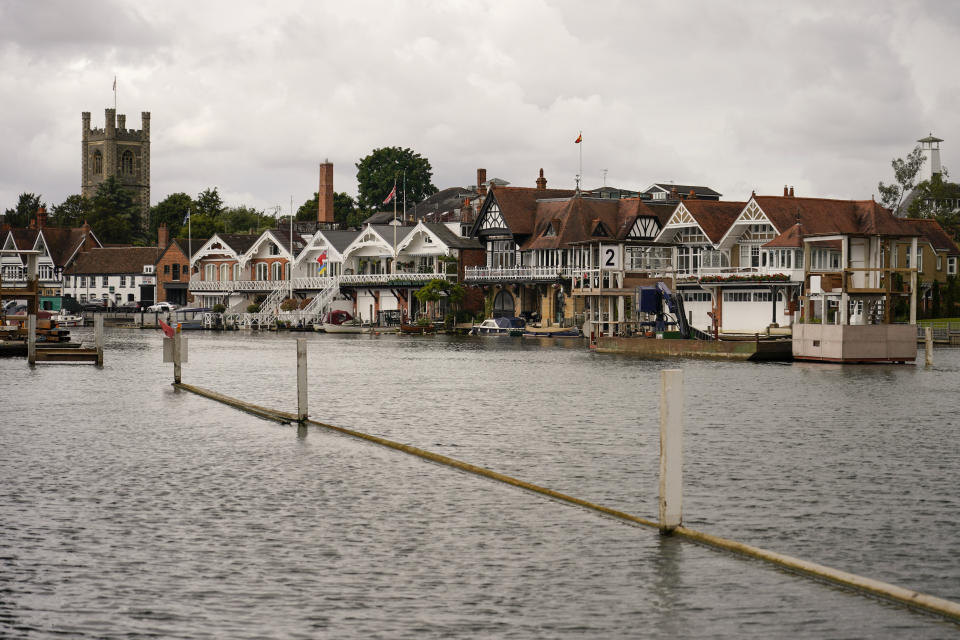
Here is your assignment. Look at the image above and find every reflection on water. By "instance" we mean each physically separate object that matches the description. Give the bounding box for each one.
[0,329,958,638]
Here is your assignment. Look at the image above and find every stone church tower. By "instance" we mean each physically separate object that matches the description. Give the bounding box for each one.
[81,108,151,227]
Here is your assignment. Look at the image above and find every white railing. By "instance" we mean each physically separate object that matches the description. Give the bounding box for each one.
[291,277,340,324]
[189,279,278,292]
[248,284,288,328]
[339,272,447,285]
[292,276,336,290]
[463,266,576,281]
[676,266,805,282]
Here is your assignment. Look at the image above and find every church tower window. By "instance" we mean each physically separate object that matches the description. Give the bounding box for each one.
[121,150,134,175]
[93,150,103,174]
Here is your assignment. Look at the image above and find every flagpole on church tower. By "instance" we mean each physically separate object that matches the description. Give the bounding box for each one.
[113,75,117,112]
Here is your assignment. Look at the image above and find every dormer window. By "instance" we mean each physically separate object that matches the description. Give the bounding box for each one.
[591,221,611,237]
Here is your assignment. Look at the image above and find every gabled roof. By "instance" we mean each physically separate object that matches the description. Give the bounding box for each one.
[763,223,804,249]
[317,229,360,255]
[64,247,162,275]
[413,186,479,221]
[3,225,101,266]
[421,223,483,249]
[480,185,577,237]
[672,200,747,244]
[210,233,259,255]
[901,218,960,255]
[752,196,913,237]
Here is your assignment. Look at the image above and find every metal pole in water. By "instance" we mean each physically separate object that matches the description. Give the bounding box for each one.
[95,315,104,366]
[296,338,308,421]
[27,314,36,365]
[659,368,683,534]
[925,326,933,367]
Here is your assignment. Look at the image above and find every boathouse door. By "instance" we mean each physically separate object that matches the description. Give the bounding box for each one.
[492,290,515,318]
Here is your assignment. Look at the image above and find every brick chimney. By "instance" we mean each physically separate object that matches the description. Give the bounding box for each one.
[670,185,678,199]
[688,189,696,199]
[789,186,795,197]
[36,206,47,228]
[477,168,487,197]
[783,185,789,197]
[536,168,547,191]
[157,223,169,248]
[318,160,334,224]
[460,197,473,224]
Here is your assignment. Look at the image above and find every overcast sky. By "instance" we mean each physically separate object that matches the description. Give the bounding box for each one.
[1,0,957,215]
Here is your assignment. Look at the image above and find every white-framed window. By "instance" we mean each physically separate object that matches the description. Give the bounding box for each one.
[220,264,230,281]
[80,294,86,302]
[937,255,943,271]
[64,275,72,288]
[681,291,711,302]
[119,275,126,288]
[233,263,241,280]
[723,291,752,302]
[205,264,216,281]
[948,257,957,275]
[740,245,760,268]
[102,276,109,287]
[271,262,282,280]
[917,248,923,273]
[78,276,86,287]
[256,262,268,281]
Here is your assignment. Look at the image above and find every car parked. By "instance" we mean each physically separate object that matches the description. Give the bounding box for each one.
[81,300,107,312]
[145,301,177,313]
[118,301,143,312]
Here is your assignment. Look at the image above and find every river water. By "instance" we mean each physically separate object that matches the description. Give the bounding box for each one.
[1,329,958,638]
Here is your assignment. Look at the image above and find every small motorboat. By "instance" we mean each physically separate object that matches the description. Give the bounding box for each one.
[55,311,84,327]
[322,319,371,333]
[470,317,525,336]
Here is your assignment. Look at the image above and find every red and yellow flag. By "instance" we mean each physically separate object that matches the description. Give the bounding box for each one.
[575,132,582,144]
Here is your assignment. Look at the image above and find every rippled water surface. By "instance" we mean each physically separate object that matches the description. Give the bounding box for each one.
[1,329,958,638]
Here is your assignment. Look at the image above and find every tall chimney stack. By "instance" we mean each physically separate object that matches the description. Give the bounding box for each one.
[783,185,789,197]
[318,160,334,224]
[36,206,47,229]
[477,168,487,197]
[157,223,169,248]
[789,186,795,197]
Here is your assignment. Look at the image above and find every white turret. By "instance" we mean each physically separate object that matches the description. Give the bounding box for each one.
[918,133,943,180]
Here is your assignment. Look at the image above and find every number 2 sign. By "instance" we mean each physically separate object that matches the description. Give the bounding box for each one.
[600,245,621,270]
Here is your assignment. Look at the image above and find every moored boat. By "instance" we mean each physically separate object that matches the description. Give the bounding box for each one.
[523,326,581,338]
[322,319,371,333]
[470,317,525,336]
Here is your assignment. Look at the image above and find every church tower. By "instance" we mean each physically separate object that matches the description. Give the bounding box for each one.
[82,108,151,227]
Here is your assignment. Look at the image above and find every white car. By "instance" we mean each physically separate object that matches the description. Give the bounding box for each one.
[146,302,177,313]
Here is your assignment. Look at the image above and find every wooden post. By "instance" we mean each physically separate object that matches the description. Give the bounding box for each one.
[94,314,104,366]
[909,237,918,325]
[659,368,683,534]
[27,314,36,365]
[173,326,182,384]
[296,338,308,421]
[925,326,933,367]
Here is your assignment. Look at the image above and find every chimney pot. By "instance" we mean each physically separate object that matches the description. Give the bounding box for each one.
[157,223,169,248]
[37,206,47,229]
[477,168,487,197]
[784,185,789,197]
[536,168,547,191]
[789,186,795,197]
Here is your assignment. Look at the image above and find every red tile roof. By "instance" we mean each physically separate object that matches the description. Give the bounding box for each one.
[900,218,960,255]
[487,185,576,237]
[65,246,162,275]
[680,200,747,244]
[753,196,913,237]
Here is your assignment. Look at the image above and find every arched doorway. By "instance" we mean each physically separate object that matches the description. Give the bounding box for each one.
[492,289,514,318]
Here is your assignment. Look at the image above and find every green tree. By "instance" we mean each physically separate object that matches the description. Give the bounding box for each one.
[3,192,46,227]
[904,172,960,241]
[355,147,437,213]
[223,205,271,234]
[415,278,465,320]
[87,176,142,244]
[51,194,90,228]
[180,214,220,240]
[296,191,362,227]
[150,192,194,240]
[194,187,225,218]
[878,145,925,213]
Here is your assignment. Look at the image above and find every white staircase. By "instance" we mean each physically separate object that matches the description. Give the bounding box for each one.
[248,284,288,328]
[297,277,339,324]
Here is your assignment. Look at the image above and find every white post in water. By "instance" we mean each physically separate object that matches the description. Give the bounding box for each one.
[296,338,308,421]
[659,368,683,534]
[94,315,104,366]
[27,314,36,365]
[925,326,933,367]
[173,326,182,384]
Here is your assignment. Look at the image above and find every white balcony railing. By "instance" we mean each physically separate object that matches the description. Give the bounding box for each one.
[464,266,577,281]
[189,272,449,294]
[676,266,807,282]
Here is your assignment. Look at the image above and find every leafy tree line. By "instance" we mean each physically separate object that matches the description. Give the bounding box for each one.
[3,144,439,245]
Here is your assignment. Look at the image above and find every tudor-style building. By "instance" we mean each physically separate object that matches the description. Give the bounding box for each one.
[655,192,922,334]
[1,208,101,302]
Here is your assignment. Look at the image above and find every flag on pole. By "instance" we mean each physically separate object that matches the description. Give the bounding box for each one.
[575,132,582,144]
[182,211,190,225]
[383,184,397,205]
[158,318,176,339]
[113,76,116,91]
[316,251,328,274]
